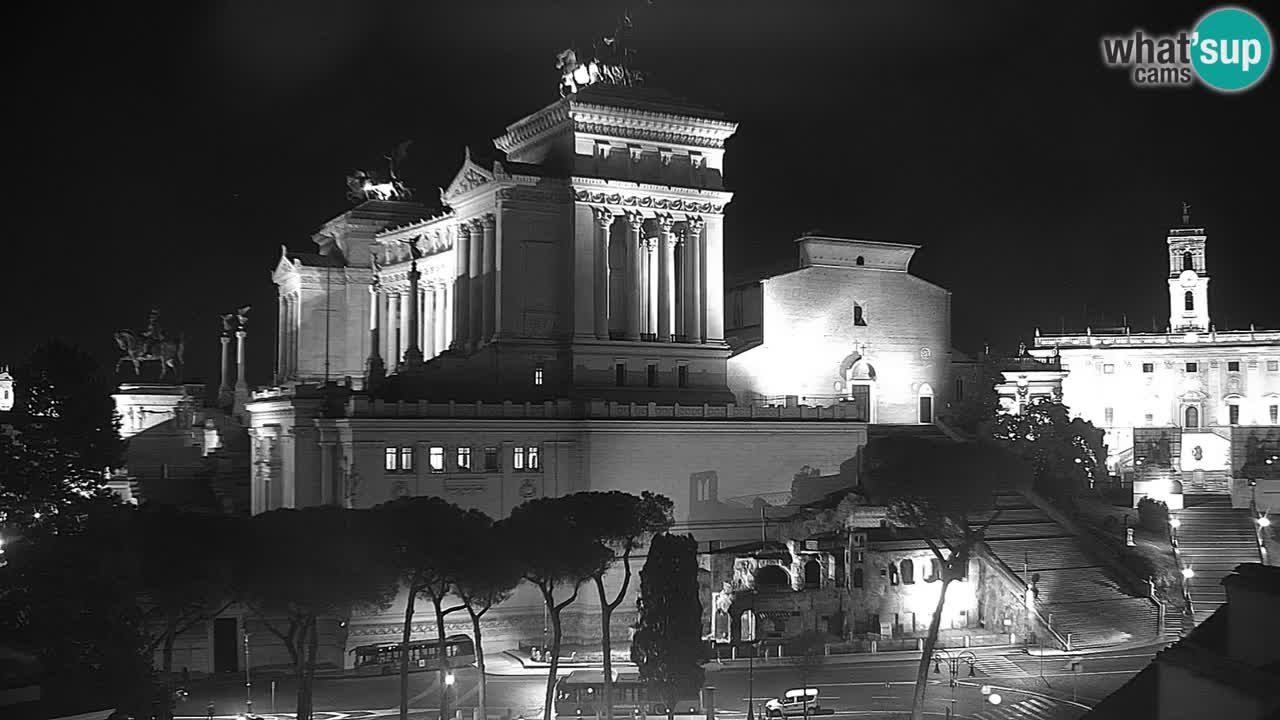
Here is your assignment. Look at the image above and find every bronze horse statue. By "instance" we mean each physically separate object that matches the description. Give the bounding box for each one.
[114,330,185,380]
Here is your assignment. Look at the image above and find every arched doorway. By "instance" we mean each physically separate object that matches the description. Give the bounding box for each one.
[918,383,935,424]
[755,564,790,591]
[1184,405,1200,429]
[838,353,877,422]
[803,559,821,588]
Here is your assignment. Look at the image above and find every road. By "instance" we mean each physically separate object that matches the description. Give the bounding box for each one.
[177,644,1165,720]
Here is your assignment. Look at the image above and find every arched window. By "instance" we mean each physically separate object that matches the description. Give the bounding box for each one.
[1185,291,1194,311]
[1185,405,1200,429]
[853,567,864,588]
[1183,251,1194,271]
[888,565,899,586]
[900,559,915,584]
[803,559,821,588]
[855,256,865,266]
[853,304,867,326]
[755,565,789,591]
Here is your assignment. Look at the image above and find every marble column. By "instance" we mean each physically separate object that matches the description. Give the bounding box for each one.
[659,216,677,342]
[453,223,471,350]
[219,333,233,405]
[366,284,385,388]
[235,329,248,392]
[285,294,297,378]
[468,219,483,349]
[403,262,424,369]
[275,295,286,383]
[442,284,453,350]
[319,442,335,506]
[594,208,614,339]
[684,217,704,343]
[481,214,496,343]
[625,213,644,341]
[388,292,401,369]
[423,283,436,358]
[645,238,658,337]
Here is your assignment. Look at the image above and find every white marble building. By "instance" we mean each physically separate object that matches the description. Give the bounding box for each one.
[1011,215,1280,507]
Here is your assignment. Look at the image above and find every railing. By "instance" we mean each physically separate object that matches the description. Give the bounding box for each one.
[976,542,1070,651]
[1037,328,1280,347]
[342,396,873,421]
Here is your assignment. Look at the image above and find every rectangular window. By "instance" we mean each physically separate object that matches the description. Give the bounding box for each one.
[677,365,689,388]
[1228,361,1241,372]
[1142,363,1154,373]
[534,364,544,385]
[1105,407,1114,425]
[1229,405,1240,425]
[1145,413,1154,424]
[527,444,540,470]
[385,447,398,472]
[615,362,626,386]
[1269,361,1279,372]
[1271,405,1278,424]
[1186,362,1199,373]
[429,446,445,473]
[399,447,414,472]
[646,364,657,387]
[954,378,964,401]
[514,446,526,470]
[456,447,472,471]
[484,447,499,471]
[1103,364,1115,374]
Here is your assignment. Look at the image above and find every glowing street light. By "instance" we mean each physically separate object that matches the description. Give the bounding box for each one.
[1169,517,1181,529]
[1181,566,1195,580]
[1258,515,1271,528]
[445,672,456,686]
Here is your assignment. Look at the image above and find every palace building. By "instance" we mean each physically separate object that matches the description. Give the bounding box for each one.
[226,68,970,672]
[1009,212,1280,510]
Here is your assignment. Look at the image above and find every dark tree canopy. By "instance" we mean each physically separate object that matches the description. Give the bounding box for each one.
[631,533,705,719]
[989,398,1108,501]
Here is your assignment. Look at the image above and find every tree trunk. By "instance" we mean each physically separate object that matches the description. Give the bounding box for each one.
[470,608,488,720]
[162,615,177,673]
[910,578,952,720]
[305,616,320,719]
[596,577,615,720]
[401,585,418,720]
[541,603,564,720]
[295,620,311,720]
[434,597,451,720]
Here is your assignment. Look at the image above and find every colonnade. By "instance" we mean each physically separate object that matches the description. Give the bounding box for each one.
[276,292,300,382]
[372,280,454,370]
[593,209,707,343]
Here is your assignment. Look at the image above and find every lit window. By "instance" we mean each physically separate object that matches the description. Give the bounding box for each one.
[1142,363,1154,373]
[1228,361,1240,372]
[677,365,689,388]
[429,446,445,473]
[527,445,540,470]
[1103,364,1114,374]
[1186,362,1198,373]
[888,565,899,586]
[385,447,397,472]
[399,447,414,472]
[534,364,544,386]
[456,447,472,471]
[514,446,525,470]
[615,362,626,386]
[484,447,499,471]
[646,364,657,387]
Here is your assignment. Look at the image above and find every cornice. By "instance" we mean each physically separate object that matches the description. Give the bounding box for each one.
[569,103,738,149]
[494,102,573,154]
[570,181,731,216]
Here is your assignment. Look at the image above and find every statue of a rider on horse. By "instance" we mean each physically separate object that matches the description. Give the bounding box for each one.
[115,308,185,380]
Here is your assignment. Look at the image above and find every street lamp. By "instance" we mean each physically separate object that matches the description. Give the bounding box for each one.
[930,649,976,719]
[244,631,253,715]
[1181,566,1195,580]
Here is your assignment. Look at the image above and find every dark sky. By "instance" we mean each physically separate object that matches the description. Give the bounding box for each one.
[6,1,1278,388]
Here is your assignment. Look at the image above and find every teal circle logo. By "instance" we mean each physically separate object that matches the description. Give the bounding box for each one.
[1192,6,1273,92]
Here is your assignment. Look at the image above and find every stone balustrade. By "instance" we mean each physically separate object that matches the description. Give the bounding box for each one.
[339,396,870,421]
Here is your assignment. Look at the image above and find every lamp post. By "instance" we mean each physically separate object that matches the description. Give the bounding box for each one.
[244,631,252,715]
[929,649,976,719]
[444,671,456,720]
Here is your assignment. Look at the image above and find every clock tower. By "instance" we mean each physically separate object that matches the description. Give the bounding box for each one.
[1166,205,1210,333]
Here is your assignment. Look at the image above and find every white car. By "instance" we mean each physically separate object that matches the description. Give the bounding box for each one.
[764,687,820,717]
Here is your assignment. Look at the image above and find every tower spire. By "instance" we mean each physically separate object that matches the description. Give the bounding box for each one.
[1182,201,1191,226]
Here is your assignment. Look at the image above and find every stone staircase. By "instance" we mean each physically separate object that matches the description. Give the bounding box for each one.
[1180,469,1232,495]
[975,493,1159,649]
[1176,494,1262,625]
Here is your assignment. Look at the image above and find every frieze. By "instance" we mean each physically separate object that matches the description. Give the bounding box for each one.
[573,190,723,214]
[573,121,727,150]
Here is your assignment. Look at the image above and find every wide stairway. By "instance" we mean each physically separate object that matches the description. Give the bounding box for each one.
[1176,494,1262,625]
[974,493,1160,649]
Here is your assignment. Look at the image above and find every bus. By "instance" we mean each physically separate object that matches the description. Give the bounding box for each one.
[555,670,703,718]
[349,633,476,676]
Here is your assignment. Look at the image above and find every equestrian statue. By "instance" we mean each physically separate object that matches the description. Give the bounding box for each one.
[115,308,185,380]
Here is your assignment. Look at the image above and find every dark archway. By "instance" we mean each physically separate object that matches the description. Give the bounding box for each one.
[755,564,790,590]
[803,559,821,588]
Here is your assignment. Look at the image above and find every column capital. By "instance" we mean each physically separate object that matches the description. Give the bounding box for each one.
[657,213,677,235]
[480,213,497,229]
[686,215,706,234]
[593,206,616,229]
[626,211,646,232]
[457,220,474,237]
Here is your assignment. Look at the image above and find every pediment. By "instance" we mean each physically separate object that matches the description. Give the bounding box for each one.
[272,246,299,283]
[441,148,495,203]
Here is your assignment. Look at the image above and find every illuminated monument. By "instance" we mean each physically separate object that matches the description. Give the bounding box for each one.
[237,32,971,668]
[1016,207,1280,510]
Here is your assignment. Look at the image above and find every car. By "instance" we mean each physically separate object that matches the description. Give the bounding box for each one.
[764,687,820,717]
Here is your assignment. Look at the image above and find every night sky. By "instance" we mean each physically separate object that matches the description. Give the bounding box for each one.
[7,1,1278,389]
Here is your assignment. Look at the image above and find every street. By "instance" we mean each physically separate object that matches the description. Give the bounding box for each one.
[176,644,1166,720]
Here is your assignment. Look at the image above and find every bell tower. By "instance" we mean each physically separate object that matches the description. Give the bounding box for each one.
[1167,204,1210,333]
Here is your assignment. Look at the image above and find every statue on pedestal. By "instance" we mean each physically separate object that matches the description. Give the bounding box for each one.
[115,309,185,381]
